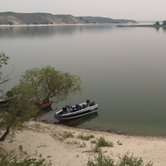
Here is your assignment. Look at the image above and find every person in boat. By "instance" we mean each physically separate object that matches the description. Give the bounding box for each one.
[66,105,73,113]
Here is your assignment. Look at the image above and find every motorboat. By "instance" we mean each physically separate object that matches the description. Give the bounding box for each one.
[54,99,98,120]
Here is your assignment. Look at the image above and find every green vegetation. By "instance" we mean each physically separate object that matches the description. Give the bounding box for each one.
[60,131,74,139]
[52,130,74,141]
[87,151,114,166]
[0,52,9,72]
[77,16,137,24]
[77,134,95,140]
[155,21,160,25]
[155,20,166,26]
[117,20,166,28]
[92,137,113,153]
[96,137,113,148]
[0,145,52,166]
[16,66,81,104]
[87,151,153,166]
[91,140,97,144]
[162,20,166,25]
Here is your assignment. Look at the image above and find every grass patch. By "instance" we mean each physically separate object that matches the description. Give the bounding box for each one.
[77,134,95,141]
[87,151,114,166]
[92,145,101,153]
[87,151,153,166]
[51,131,74,141]
[92,137,113,153]
[96,137,113,148]
[66,140,79,145]
[91,140,97,144]
[60,131,74,139]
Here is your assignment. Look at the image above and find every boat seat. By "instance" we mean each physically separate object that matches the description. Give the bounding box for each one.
[90,102,95,106]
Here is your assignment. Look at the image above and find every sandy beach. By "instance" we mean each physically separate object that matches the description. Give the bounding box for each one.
[1,121,166,166]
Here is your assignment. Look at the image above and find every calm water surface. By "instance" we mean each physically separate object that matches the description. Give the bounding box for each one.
[1,25,166,136]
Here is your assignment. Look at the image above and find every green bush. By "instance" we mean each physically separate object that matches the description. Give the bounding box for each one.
[117,153,153,166]
[87,151,153,166]
[87,151,114,166]
[77,134,94,140]
[96,137,113,148]
[92,137,113,153]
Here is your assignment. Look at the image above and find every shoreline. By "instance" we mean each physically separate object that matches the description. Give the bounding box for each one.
[42,119,166,139]
[0,23,135,27]
[117,24,166,28]
[0,23,106,27]
[1,121,166,166]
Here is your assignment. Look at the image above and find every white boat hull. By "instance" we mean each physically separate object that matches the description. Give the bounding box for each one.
[54,103,98,120]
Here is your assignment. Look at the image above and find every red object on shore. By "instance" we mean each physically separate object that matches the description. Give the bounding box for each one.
[37,101,52,109]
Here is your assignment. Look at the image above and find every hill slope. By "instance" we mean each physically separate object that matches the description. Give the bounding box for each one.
[0,12,137,25]
[77,16,137,24]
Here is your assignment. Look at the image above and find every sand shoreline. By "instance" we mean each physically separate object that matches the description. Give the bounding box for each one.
[1,121,166,166]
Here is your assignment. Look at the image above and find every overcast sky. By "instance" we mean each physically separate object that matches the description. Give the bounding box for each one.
[1,0,166,21]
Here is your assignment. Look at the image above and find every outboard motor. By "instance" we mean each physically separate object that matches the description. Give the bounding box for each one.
[90,101,95,106]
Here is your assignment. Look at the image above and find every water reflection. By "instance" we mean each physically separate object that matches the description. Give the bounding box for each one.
[56,112,98,127]
[0,25,114,39]
[162,27,166,32]
[0,26,76,39]
[155,27,160,31]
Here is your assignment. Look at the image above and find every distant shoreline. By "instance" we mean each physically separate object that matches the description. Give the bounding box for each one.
[0,23,88,27]
[0,23,136,27]
[1,23,166,28]
[117,24,166,28]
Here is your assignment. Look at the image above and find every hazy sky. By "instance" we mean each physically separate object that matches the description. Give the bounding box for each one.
[1,0,166,21]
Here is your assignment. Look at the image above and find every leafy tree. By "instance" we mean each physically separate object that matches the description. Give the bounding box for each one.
[0,53,38,141]
[16,66,82,104]
[162,20,166,25]
[155,21,160,26]
[0,53,9,88]
[0,65,81,141]
[0,88,38,141]
[0,53,8,69]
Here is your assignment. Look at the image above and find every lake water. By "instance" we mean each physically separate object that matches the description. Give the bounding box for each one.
[0,25,166,136]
